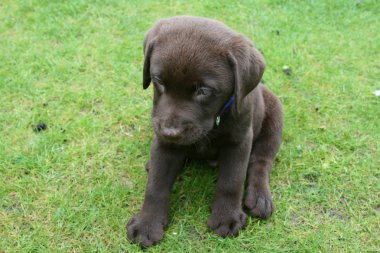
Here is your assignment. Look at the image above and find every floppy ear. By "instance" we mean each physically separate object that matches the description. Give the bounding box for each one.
[143,33,155,89]
[227,36,265,112]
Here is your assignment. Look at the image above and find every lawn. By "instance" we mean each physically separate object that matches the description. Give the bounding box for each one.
[0,0,379,252]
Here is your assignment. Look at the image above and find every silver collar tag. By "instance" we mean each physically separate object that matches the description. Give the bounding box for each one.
[216,116,221,126]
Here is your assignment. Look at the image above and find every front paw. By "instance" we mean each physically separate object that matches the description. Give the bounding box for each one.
[245,188,274,219]
[127,213,168,249]
[208,208,247,237]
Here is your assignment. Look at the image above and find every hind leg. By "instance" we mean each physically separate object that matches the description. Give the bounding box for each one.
[245,91,283,219]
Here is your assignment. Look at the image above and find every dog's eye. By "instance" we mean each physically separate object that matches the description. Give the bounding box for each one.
[195,87,211,97]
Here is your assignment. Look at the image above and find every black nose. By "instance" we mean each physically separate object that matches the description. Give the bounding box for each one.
[161,127,183,139]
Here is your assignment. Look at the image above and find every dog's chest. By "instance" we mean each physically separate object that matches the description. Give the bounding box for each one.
[185,138,219,160]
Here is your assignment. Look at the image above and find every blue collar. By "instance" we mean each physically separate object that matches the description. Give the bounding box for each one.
[215,96,235,126]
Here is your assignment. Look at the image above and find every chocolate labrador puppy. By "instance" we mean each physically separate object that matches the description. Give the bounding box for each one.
[127,16,283,248]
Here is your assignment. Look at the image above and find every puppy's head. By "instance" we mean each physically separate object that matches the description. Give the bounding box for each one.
[142,17,265,145]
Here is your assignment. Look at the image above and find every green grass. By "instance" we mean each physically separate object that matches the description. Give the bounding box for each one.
[1,0,379,252]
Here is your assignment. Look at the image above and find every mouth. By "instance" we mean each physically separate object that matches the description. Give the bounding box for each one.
[156,132,202,146]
